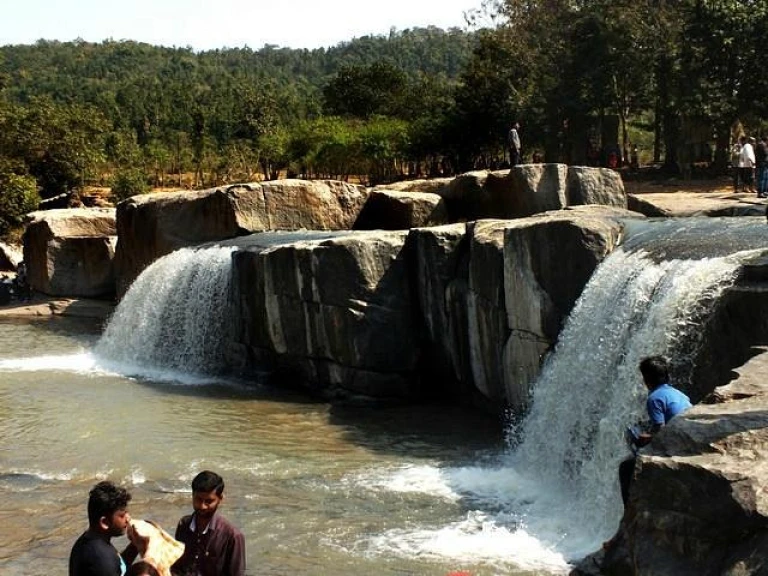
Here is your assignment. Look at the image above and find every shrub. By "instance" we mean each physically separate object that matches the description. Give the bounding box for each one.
[0,165,39,238]
[110,169,149,203]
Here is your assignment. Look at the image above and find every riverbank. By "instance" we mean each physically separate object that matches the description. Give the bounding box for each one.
[0,296,114,321]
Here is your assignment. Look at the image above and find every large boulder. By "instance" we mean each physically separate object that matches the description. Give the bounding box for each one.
[22,208,117,297]
[504,163,569,218]
[231,230,420,399]
[567,166,627,209]
[503,210,626,407]
[114,180,369,295]
[353,189,449,230]
[437,165,613,222]
[410,207,636,411]
[600,350,768,576]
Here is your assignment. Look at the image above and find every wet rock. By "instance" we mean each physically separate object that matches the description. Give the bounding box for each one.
[231,230,419,399]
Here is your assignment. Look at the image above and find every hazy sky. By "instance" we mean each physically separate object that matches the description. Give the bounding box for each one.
[1,0,481,51]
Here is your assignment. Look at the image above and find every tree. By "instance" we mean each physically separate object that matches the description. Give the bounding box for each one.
[323,61,409,119]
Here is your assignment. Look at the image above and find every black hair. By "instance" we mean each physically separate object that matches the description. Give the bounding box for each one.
[127,561,160,576]
[191,470,225,496]
[639,355,670,389]
[87,481,131,526]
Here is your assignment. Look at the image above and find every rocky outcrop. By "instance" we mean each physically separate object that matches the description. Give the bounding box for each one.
[0,241,22,271]
[230,231,420,399]
[371,178,451,195]
[410,207,636,410]
[438,170,510,221]
[22,208,117,297]
[437,165,626,223]
[505,164,570,218]
[353,189,449,230]
[114,180,369,295]
[628,191,766,218]
[225,206,636,406]
[567,166,627,209]
[598,350,768,576]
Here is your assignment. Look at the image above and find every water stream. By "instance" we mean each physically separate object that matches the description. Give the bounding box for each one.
[1,218,765,575]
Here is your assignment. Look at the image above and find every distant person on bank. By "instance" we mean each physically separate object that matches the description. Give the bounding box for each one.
[739,135,757,195]
[172,470,246,576]
[619,355,692,506]
[69,481,143,576]
[508,121,522,166]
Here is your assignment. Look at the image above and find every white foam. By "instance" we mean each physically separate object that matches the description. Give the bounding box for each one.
[366,511,570,574]
[0,352,106,374]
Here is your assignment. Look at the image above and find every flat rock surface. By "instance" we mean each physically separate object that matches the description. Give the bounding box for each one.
[625,178,767,216]
[0,297,114,321]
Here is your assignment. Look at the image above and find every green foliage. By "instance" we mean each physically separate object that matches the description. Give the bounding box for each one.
[2,11,768,184]
[110,168,149,203]
[0,162,39,237]
[323,61,409,118]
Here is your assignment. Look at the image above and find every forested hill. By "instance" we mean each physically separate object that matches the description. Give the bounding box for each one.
[0,27,475,107]
[0,26,481,222]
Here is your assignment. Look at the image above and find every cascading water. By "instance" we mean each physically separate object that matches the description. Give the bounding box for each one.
[503,248,744,560]
[363,219,765,573]
[94,245,236,381]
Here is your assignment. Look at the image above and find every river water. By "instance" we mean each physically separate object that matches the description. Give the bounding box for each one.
[2,217,764,576]
[0,317,528,576]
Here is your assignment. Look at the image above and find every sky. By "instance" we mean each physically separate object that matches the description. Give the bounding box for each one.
[1,0,482,51]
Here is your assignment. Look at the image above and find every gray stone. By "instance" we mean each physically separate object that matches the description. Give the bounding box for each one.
[22,208,117,297]
[566,166,627,209]
[505,163,569,218]
[0,241,22,271]
[353,189,449,230]
[114,180,369,295]
[231,230,420,399]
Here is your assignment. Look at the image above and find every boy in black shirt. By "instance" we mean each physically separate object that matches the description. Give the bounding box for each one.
[69,481,142,576]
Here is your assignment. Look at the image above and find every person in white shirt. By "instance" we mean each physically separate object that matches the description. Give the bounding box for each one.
[738,135,756,194]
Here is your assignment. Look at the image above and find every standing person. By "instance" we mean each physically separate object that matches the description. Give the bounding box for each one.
[508,121,522,166]
[172,471,245,576]
[731,138,742,192]
[69,481,142,576]
[619,355,693,507]
[739,136,756,194]
[756,135,768,198]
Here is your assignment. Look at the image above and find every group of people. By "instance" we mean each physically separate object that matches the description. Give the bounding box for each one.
[732,135,768,197]
[69,470,245,576]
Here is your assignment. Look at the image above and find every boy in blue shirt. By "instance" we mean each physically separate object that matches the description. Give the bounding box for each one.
[620,355,692,504]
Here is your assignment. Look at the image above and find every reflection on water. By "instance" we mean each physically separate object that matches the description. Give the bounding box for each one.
[1,318,541,576]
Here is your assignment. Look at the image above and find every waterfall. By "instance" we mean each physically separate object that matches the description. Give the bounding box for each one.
[503,240,750,560]
[95,246,236,379]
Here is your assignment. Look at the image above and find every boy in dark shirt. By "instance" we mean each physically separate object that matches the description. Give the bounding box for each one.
[69,481,142,576]
[172,471,246,576]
